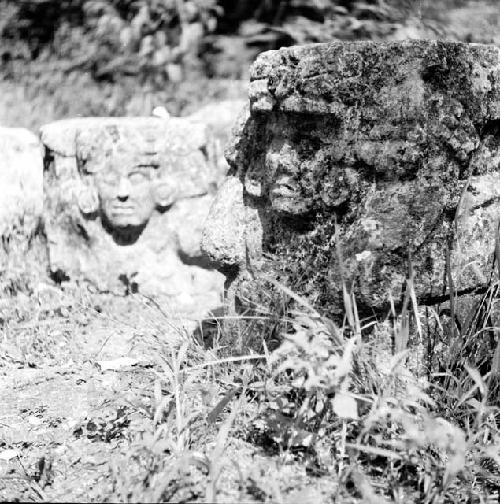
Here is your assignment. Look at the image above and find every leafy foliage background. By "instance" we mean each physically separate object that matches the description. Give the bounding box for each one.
[1,0,496,127]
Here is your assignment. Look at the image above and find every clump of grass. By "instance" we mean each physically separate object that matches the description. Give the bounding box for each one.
[2,224,497,501]
[103,255,500,502]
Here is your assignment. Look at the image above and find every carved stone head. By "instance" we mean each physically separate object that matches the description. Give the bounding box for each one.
[95,162,159,229]
[74,124,177,230]
[204,40,500,322]
[68,119,214,239]
[41,116,225,309]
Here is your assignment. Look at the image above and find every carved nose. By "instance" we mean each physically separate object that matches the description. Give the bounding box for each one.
[117,177,131,200]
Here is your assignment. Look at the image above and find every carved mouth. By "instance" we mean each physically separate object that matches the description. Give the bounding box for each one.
[111,205,136,215]
[270,180,297,198]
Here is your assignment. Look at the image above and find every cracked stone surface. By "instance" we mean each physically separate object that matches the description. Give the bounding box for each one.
[202,40,500,319]
[41,117,225,318]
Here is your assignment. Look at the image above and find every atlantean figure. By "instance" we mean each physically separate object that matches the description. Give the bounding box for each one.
[42,117,224,317]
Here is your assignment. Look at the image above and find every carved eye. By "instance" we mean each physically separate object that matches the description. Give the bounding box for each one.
[129,171,149,184]
[100,172,119,185]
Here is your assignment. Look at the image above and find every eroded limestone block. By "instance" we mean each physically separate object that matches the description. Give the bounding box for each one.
[202,40,500,320]
[0,127,43,237]
[41,117,224,317]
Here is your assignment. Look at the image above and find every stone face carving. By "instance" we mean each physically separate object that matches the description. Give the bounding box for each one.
[41,117,224,317]
[0,127,43,238]
[202,40,500,320]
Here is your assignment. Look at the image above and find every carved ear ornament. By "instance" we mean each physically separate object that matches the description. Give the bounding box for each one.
[244,172,262,197]
[77,183,99,215]
[154,181,179,208]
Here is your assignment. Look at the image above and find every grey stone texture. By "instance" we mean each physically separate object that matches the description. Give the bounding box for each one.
[41,117,224,317]
[202,40,500,319]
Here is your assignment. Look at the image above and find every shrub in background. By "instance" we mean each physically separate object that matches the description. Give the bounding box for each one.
[0,0,492,128]
[0,0,475,85]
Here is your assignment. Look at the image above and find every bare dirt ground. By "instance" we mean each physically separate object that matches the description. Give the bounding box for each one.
[0,286,344,503]
[1,293,160,501]
[0,236,497,502]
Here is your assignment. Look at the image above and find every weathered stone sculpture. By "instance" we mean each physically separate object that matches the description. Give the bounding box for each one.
[0,127,43,238]
[202,40,500,320]
[42,117,224,317]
